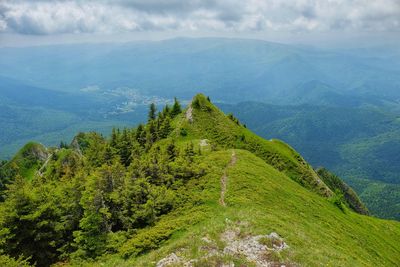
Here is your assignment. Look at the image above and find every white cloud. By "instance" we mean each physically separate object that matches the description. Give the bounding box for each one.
[0,0,399,35]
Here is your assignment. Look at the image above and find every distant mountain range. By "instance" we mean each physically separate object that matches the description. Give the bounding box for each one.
[1,38,399,103]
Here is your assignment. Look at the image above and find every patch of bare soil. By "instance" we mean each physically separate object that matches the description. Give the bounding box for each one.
[219,150,237,207]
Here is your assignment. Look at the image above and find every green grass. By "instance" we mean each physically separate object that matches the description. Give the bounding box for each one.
[224,150,399,265]
[218,101,400,220]
[177,94,332,196]
[78,149,400,266]
[3,142,48,180]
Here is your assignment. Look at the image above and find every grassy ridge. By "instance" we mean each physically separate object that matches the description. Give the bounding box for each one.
[86,149,400,266]
[178,94,332,196]
[3,142,48,180]
[218,101,400,220]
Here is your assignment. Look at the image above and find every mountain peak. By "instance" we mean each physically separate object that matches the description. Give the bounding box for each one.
[177,93,333,197]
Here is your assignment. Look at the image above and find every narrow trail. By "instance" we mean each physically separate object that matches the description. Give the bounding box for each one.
[219,150,237,207]
[185,104,193,123]
[35,148,58,177]
[36,153,52,177]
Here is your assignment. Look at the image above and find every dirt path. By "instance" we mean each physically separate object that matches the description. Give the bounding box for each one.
[186,104,193,123]
[36,153,53,177]
[35,148,59,177]
[219,150,237,207]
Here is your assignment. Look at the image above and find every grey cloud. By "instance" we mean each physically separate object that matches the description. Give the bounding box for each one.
[113,0,218,14]
[300,7,316,19]
[0,0,399,35]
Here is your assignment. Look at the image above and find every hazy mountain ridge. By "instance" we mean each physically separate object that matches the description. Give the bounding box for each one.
[1,38,399,102]
[0,76,165,158]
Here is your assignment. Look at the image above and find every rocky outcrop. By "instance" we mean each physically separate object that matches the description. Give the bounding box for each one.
[156,221,292,267]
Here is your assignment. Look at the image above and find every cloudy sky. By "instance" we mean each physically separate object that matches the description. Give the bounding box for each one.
[0,0,399,46]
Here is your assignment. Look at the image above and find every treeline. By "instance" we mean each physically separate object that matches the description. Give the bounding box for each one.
[0,98,206,266]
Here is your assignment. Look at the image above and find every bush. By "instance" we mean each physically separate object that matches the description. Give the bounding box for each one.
[180,128,188,136]
[0,254,31,267]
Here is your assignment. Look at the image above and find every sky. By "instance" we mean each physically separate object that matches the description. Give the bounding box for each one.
[0,0,399,47]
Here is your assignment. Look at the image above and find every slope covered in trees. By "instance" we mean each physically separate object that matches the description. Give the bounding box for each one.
[0,94,399,266]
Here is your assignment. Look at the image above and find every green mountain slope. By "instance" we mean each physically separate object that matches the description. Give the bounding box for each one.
[218,101,400,220]
[176,95,332,197]
[0,94,399,267]
[112,150,399,266]
[0,142,48,197]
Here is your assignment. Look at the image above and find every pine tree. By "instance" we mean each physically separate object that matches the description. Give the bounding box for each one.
[159,116,172,139]
[163,104,171,116]
[135,124,146,147]
[59,141,69,149]
[147,121,158,145]
[148,103,157,121]
[170,97,182,117]
[166,141,177,161]
[184,142,195,163]
[103,145,114,165]
[110,128,118,148]
[119,128,131,166]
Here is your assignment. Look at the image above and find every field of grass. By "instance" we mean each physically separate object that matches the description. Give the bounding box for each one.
[78,149,400,266]
[218,101,400,220]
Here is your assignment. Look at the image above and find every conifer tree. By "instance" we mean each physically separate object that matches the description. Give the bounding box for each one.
[148,103,157,121]
[135,124,146,147]
[163,104,171,116]
[110,128,118,148]
[147,121,158,145]
[184,142,195,163]
[159,116,172,139]
[103,145,114,165]
[166,141,177,161]
[119,128,131,166]
[59,141,69,149]
[170,97,182,117]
